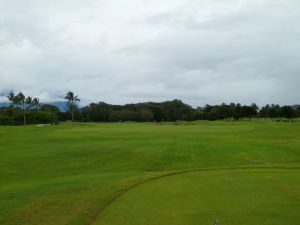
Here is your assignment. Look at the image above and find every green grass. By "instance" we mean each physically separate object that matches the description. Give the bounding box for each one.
[98,169,300,225]
[0,120,300,225]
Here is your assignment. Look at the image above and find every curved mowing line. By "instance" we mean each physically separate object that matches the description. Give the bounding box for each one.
[85,166,300,225]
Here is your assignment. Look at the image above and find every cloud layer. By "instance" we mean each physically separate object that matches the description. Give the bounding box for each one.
[0,0,299,106]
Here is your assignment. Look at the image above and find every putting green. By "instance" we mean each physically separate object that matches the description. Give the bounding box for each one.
[96,168,300,225]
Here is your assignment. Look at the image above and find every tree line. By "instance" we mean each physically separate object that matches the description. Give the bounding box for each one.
[0,91,61,125]
[1,91,300,125]
[76,101,300,122]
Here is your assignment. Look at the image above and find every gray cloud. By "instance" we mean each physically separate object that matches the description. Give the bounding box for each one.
[0,0,299,106]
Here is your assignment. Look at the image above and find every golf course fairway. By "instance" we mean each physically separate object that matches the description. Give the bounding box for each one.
[97,168,300,225]
[1,120,300,225]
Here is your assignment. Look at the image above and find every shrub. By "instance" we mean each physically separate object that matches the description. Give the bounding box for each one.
[0,111,58,125]
[0,115,14,125]
[26,111,58,124]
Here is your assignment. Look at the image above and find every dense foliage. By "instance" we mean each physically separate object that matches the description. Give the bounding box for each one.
[0,108,58,125]
[0,91,60,125]
[1,91,300,124]
[79,100,192,122]
[76,101,300,122]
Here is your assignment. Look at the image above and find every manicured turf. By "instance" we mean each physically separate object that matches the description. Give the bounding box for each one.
[0,120,300,225]
[98,169,300,225]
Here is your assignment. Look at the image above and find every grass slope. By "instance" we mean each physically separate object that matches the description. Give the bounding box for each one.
[0,120,300,225]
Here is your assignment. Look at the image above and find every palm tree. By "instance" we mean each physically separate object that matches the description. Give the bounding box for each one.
[25,96,39,110]
[25,96,33,109]
[15,92,26,125]
[7,91,15,107]
[7,92,40,125]
[33,98,40,110]
[65,91,80,122]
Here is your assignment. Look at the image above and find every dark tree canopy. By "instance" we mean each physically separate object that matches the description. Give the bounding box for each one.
[1,90,299,124]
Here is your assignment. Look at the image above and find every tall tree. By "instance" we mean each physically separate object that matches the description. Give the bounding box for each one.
[25,96,33,109]
[26,97,39,110]
[33,98,40,110]
[296,106,300,118]
[15,92,26,125]
[269,104,281,120]
[281,106,295,120]
[7,91,15,107]
[234,103,242,120]
[259,104,270,120]
[65,91,80,122]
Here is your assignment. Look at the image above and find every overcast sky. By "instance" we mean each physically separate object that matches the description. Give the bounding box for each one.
[0,0,299,106]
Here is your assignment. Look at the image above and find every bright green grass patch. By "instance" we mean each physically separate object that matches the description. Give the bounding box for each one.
[0,121,300,225]
[97,168,300,225]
